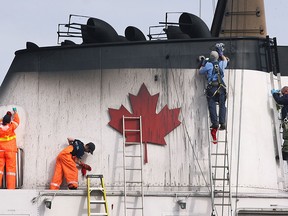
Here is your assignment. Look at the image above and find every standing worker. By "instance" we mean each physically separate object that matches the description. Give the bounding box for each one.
[50,138,95,190]
[0,108,20,189]
[271,86,288,160]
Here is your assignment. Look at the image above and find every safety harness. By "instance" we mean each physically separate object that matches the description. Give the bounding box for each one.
[282,116,288,160]
[207,61,226,98]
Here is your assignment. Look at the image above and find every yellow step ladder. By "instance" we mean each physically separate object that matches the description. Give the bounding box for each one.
[87,174,109,216]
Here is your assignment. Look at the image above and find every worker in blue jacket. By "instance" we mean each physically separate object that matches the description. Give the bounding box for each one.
[199,45,228,130]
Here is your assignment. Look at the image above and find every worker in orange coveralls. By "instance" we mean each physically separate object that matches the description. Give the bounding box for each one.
[0,108,20,189]
[50,138,95,190]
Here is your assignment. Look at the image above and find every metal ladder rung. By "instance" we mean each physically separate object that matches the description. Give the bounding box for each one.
[90,213,108,216]
[210,140,227,143]
[213,178,229,181]
[125,155,141,158]
[125,142,141,145]
[87,174,103,178]
[90,187,104,191]
[127,207,143,210]
[211,153,228,156]
[90,200,106,204]
[125,129,141,132]
[125,168,142,171]
[214,203,231,206]
[212,165,228,168]
[123,116,141,119]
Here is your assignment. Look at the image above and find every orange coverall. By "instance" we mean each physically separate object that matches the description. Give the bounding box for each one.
[50,145,79,190]
[0,112,20,189]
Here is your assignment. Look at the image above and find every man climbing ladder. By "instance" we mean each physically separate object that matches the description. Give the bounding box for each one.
[199,43,229,143]
[271,86,288,160]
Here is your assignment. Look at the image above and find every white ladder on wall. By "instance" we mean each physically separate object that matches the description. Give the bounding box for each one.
[268,37,288,189]
[209,126,233,216]
[122,116,144,216]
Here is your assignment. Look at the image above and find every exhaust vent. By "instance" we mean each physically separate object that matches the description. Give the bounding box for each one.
[81,17,119,43]
[179,13,211,38]
[125,26,146,41]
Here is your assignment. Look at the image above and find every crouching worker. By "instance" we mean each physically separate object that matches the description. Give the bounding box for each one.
[50,138,95,190]
[271,86,288,160]
[0,108,19,189]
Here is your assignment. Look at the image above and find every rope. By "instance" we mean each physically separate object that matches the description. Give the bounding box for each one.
[166,60,211,193]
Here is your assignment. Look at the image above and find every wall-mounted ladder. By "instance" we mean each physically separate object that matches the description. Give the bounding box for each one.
[122,116,144,216]
[209,126,233,216]
[267,36,288,189]
[87,174,109,216]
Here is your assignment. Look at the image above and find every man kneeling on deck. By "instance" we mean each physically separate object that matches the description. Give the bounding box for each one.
[50,138,95,190]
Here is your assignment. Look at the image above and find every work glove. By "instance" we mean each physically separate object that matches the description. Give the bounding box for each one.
[215,43,225,57]
[198,55,207,67]
[80,163,91,176]
[271,89,280,94]
[80,162,92,171]
[81,167,87,176]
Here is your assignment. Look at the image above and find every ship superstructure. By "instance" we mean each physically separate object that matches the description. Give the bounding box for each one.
[0,0,288,215]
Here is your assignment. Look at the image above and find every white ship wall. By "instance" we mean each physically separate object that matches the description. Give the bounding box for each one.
[0,67,287,215]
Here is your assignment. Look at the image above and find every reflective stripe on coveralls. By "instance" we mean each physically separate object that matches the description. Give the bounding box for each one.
[0,112,19,189]
[50,182,60,189]
[50,145,79,190]
[0,135,16,141]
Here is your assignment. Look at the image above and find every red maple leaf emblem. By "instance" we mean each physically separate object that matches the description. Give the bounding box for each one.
[108,83,181,145]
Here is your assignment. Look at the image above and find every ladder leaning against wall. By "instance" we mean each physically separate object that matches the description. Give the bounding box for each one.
[209,114,233,216]
[122,116,144,216]
[267,36,288,189]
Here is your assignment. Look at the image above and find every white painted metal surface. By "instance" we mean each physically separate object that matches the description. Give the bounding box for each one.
[0,67,287,215]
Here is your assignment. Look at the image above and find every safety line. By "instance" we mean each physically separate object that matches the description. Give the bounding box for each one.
[167,60,211,193]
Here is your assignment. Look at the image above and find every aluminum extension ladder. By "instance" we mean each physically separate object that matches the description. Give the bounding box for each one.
[268,37,288,189]
[122,116,144,216]
[87,174,109,216]
[208,106,232,216]
[209,127,233,216]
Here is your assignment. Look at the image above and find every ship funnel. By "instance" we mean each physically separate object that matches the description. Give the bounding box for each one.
[125,26,147,41]
[81,17,119,43]
[179,13,211,38]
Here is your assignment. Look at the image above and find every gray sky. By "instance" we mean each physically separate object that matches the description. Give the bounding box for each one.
[0,0,286,85]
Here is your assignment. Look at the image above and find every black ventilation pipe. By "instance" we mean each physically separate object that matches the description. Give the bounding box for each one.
[26,42,39,50]
[164,26,191,40]
[179,13,211,38]
[125,26,146,41]
[81,17,119,43]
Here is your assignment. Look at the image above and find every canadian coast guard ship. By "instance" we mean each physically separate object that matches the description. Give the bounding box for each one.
[1,0,288,215]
